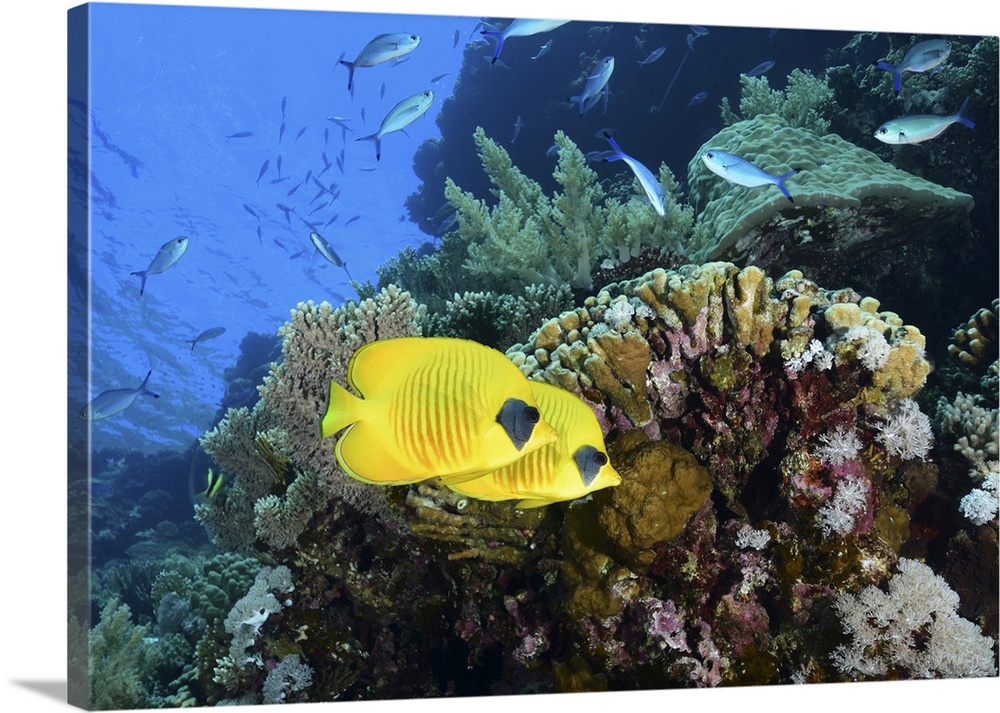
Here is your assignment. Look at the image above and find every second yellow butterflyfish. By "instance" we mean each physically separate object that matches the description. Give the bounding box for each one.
[447,381,622,508]
[320,336,558,486]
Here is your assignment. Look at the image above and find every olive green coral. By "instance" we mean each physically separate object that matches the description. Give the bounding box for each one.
[686,114,974,264]
[598,430,714,570]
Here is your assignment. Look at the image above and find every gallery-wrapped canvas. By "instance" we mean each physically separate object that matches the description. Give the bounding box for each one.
[67,1,998,709]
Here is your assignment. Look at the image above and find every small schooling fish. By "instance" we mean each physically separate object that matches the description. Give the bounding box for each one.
[340,33,422,92]
[874,96,975,144]
[638,46,665,66]
[531,39,553,60]
[511,115,523,144]
[746,60,775,77]
[687,91,708,107]
[482,19,569,65]
[569,56,615,117]
[357,90,434,160]
[878,39,951,92]
[309,230,353,280]
[79,370,159,421]
[186,326,226,351]
[701,149,796,202]
[131,236,189,295]
[602,132,666,217]
[226,131,253,139]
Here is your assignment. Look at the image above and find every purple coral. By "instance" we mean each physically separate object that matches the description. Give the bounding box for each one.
[647,597,690,652]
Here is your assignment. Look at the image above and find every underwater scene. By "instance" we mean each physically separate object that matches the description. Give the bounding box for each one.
[67,1,999,709]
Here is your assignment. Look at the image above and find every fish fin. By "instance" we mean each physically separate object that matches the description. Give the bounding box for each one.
[320,379,365,439]
[481,30,504,63]
[339,59,356,92]
[775,170,797,203]
[956,96,976,129]
[515,498,553,509]
[602,132,626,162]
[130,270,148,296]
[138,370,160,398]
[346,338,415,396]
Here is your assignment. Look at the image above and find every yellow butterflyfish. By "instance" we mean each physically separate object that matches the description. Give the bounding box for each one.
[448,381,622,508]
[320,337,558,486]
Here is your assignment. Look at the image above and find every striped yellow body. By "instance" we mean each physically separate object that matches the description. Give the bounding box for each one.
[320,337,557,485]
[449,381,622,508]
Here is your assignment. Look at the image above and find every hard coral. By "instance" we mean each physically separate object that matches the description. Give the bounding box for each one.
[447,127,691,292]
[685,114,974,271]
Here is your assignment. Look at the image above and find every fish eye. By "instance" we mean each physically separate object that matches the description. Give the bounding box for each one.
[593,452,608,466]
[523,406,540,424]
[705,151,715,159]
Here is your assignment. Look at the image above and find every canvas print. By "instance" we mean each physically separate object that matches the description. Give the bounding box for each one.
[67,1,999,709]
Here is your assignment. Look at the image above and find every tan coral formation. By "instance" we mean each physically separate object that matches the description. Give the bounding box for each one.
[198,286,427,552]
[508,262,932,430]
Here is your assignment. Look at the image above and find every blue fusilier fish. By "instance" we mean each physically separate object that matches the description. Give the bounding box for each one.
[877,39,951,92]
[569,56,615,117]
[638,46,665,66]
[602,132,666,217]
[339,33,421,93]
[531,39,553,60]
[309,231,353,281]
[357,90,434,161]
[79,370,159,421]
[874,96,975,144]
[482,19,569,65]
[701,149,796,203]
[185,326,226,351]
[746,60,775,77]
[131,236,189,296]
[687,91,708,107]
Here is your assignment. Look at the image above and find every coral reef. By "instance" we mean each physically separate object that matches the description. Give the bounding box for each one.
[720,68,837,134]
[685,114,975,276]
[197,285,427,553]
[445,127,692,292]
[831,558,997,678]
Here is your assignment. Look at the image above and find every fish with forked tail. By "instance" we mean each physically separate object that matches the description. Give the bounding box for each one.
[878,39,951,92]
[79,370,159,421]
[357,90,433,161]
[700,149,796,202]
[874,96,975,144]
[339,33,421,93]
[131,236,189,295]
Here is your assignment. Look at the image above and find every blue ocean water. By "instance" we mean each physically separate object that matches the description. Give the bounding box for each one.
[79,3,478,455]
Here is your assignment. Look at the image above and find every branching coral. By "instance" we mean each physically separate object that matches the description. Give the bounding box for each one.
[720,68,837,133]
[446,127,691,292]
[198,286,426,552]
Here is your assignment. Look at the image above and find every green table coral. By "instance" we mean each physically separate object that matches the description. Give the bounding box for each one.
[686,113,974,267]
